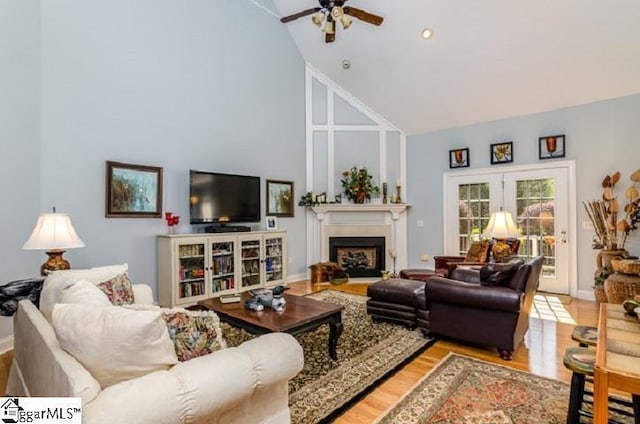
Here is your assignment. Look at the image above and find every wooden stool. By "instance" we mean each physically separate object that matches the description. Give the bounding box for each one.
[563,346,639,423]
[571,325,598,347]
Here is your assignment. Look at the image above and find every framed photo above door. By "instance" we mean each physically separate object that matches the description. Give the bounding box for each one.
[490,142,513,165]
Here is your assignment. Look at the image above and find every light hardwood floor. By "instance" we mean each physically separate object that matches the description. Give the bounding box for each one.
[0,280,598,423]
[286,280,599,424]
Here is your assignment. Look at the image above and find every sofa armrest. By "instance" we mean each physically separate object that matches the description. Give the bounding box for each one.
[433,256,465,269]
[132,284,154,305]
[425,277,522,313]
[84,333,303,424]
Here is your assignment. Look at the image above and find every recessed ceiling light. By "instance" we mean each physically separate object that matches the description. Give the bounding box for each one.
[421,28,434,40]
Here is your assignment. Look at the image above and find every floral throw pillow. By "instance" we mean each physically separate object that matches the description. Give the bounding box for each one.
[97,273,135,306]
[464,240,490,263]
[161,309,227,362]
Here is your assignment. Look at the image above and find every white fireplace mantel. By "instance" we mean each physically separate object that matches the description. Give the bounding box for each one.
[310,203,410,220]
[307,203,411,276]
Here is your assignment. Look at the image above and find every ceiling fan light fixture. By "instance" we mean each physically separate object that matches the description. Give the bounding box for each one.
[421,28,434,40]
[340,15,352,29]
[312,12,325,27]
[331,6,344,20]
[324,20,335,34]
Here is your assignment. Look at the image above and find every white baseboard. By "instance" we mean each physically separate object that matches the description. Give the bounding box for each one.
[0,335,14,354]
[576,289,596,302]
[286,272,307,284]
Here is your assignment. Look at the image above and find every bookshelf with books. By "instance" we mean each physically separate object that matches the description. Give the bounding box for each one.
[158,230,287,307]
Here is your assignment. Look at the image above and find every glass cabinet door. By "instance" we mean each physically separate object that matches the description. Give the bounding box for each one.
[176,241,206,301]
[209,238,236,295]
[240,236,262,290]
[264,236,284,284]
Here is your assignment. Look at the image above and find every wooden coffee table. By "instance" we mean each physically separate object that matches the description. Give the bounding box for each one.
[199,293,344,360]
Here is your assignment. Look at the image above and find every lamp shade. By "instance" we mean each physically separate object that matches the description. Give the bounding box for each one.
[23,213,85,250]
[483,211,520,239]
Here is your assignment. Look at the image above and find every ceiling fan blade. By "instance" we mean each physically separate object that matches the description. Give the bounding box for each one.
[343,6,383,26]
[280,7,321,23]
[325,32,336,43]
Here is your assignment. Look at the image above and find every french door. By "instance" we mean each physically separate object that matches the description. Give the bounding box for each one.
[444,163,574,294]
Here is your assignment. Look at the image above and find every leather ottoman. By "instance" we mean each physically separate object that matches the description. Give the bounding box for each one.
[399,269,445,282]
[366,279,426,329]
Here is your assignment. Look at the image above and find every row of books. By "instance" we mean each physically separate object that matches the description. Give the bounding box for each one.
[179,281,205,298]
[212,256,234,275]
[212,277,235,292]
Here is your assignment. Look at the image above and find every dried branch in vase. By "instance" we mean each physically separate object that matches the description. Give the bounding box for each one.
[583,169,640,250]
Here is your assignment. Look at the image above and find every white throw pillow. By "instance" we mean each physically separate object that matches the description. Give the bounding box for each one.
[52,303,178,389]
[40,264,128,321]
[59,279,111,307]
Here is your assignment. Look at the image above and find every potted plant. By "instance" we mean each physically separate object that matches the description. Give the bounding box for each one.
[340,166,380,204]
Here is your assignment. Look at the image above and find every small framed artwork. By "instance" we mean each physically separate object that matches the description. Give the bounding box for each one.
[449,148,469,168]
[105,161,163,218]
[490,142,513,165]
[539,134,566,160]
[266,179,294,217]
[266,216,278,230]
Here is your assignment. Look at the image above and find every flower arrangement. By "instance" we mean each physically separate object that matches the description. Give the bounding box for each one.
[583,169,640,250]
[165,212,180,234]
[340,166,380,204]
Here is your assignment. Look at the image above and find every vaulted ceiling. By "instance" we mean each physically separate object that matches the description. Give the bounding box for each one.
[270,0,640,135]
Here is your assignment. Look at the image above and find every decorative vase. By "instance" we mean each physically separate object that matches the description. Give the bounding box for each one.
[604,272,640,304]
[595,249,630,276]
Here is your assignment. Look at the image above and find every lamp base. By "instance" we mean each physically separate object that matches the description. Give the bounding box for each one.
[491,240,512,263]
[41,250,70,276]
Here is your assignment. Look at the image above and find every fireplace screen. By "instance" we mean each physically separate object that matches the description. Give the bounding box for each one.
[329,236,385,278]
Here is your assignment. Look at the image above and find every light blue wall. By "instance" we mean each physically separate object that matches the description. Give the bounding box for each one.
[4,0,306,300]
[0,0,41,281]
[407,94,640,294]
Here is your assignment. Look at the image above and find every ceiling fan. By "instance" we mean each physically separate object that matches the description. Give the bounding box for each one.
[280,0,384,43]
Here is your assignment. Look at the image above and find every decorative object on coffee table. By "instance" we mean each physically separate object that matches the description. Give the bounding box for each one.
[340,165,380,203]
[23,207,86,275]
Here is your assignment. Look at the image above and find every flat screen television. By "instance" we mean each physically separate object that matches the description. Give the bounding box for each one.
[189,170,261,227]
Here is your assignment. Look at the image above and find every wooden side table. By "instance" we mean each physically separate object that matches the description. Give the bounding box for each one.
[594,303,640,423]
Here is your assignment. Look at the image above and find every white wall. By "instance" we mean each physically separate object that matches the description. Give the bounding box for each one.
[2,0,307,303]
[407,94,640,295]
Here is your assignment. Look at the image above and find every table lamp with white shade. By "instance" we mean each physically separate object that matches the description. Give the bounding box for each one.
[482,209,520,262]
[23,207,85,275]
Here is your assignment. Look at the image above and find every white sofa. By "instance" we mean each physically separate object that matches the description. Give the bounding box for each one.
[7,266,304,424]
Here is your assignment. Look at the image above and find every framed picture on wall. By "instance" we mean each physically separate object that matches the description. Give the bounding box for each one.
[105,161,163,218]
[449,148,469,168]
[266,179,294,217]
[490,142,513,165]
[539,134,566,160]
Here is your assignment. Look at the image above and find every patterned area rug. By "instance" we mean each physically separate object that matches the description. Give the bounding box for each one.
[375,353,572,424]
[222,290,432,424]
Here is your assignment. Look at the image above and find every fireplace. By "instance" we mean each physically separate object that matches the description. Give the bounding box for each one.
[329,236,385,278]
